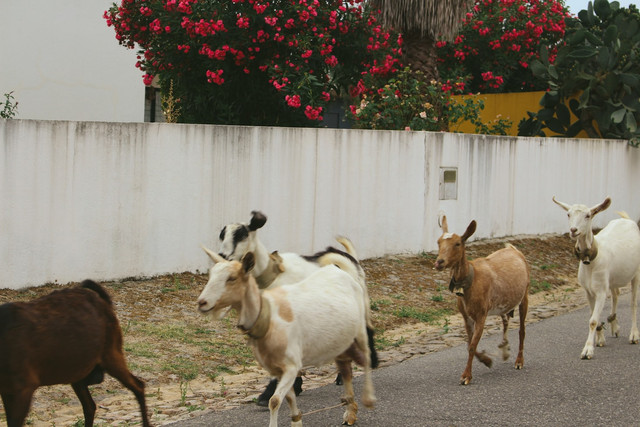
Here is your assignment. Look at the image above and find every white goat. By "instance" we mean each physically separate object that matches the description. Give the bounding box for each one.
[217,211,365,291]
[217,211,378,404]
[197,250,376,427]
[553,196,640,359]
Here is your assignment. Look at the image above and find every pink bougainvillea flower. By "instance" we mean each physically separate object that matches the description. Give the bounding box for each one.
[304,105,323,120]
[285,94,301,108]
[206,69,224,85]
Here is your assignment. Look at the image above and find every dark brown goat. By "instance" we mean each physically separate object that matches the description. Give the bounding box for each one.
[0,280,150,427]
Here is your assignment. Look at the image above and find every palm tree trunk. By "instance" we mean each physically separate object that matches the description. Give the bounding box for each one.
[402,30,439,82]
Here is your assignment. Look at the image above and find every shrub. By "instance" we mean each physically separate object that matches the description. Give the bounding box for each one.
[346,67,511,134]
[1,91,18,119]
[436,0,569,94]
[105,0,402,126]
[520,0,640,144]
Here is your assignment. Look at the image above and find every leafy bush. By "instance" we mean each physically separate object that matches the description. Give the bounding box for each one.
[520,0,640,144]
[346,67,511,134]
[436,0,569,93]
[1,91,18,119]
[105,0,402,126]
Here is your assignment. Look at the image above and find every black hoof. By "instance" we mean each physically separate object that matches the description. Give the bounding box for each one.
[335,373,343,385]
[294,376,303,396]
[256,378,278,406]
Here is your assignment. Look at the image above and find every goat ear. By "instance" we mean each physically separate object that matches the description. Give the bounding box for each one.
[270,251,285,272]
[249,211,267,231]
[552,196,571,211]
[439,214,449,233]
[242,252,256,274]
[202,245,225,264]
[591,197,611,216]
[462,220,477,242]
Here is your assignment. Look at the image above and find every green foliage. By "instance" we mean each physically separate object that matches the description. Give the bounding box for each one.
[1,91,18,119]
[437,0,569,94]
[347,67,511,134]
[530,279,553,293]
[520,0,640,145]
[105,0,402,126]
[394,306,453,324]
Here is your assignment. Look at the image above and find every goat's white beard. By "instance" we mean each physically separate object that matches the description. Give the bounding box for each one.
[210,305,231,320]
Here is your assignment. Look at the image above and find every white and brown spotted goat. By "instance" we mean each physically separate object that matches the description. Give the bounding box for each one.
[197,250,376,427]
[217,211,378,404]
[435,215,530,385]
[553,196,640,359]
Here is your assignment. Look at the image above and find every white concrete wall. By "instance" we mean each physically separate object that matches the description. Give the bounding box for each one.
[0,0,143,122]
[2,119,640,289]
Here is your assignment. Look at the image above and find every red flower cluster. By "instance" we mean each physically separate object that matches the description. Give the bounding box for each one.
[437,0,569,93]
[105,0,400,125]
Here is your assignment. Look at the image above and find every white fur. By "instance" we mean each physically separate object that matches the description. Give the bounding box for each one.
[218,214,371,326]
[197,253,376,427]
[553,196,640,359]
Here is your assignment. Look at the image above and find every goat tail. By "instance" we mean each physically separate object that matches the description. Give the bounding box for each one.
[367,326,379,369]
[80,279,113,306]
[336,235,359,260]
[617,211,630,219]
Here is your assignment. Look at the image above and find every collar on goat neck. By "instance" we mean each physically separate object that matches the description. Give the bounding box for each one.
[238,294,271,339]
[255,261,279,289]
[449,263,474,297]
[574,239,598,265]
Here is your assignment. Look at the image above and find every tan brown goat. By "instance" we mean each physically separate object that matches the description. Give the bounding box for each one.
[435,215,530,385]
[0,280,151,427]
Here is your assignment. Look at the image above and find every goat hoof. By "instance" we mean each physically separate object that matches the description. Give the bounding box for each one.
[255,396,269,407]
[460,377,471,385]
[362,395,377,408]
[342,411,357,425]
[631,339,639,344]
[580,353,592,360]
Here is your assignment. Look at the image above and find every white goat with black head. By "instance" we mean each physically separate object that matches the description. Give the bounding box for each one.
[197,250,376,427]
[553,196,640,359]
[216,211,377,404]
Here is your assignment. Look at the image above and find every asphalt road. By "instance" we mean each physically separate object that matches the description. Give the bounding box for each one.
[168,292,640,426]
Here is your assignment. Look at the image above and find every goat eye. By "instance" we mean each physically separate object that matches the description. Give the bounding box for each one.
[586,214,591,219]
[455,242,461,247]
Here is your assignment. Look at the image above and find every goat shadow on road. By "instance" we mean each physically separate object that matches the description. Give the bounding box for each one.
[168,291,640,427]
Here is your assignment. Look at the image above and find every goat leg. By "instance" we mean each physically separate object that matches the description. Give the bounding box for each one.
[499,314,511,361]
[336,359,358,426]
[268,369,298,427]
[72,382,97,427]
[2,389,35,427]
[461,315,487,385]
[515,294,528,369]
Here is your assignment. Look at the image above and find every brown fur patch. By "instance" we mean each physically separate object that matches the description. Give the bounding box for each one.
[268,288,294,322]
[254,326,288,376]
[269,396,280,411]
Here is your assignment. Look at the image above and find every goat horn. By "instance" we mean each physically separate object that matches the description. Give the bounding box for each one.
[552,196,571,211]
[202,245,225,263]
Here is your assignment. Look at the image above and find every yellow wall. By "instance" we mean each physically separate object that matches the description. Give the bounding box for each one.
[450,91,587,137]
